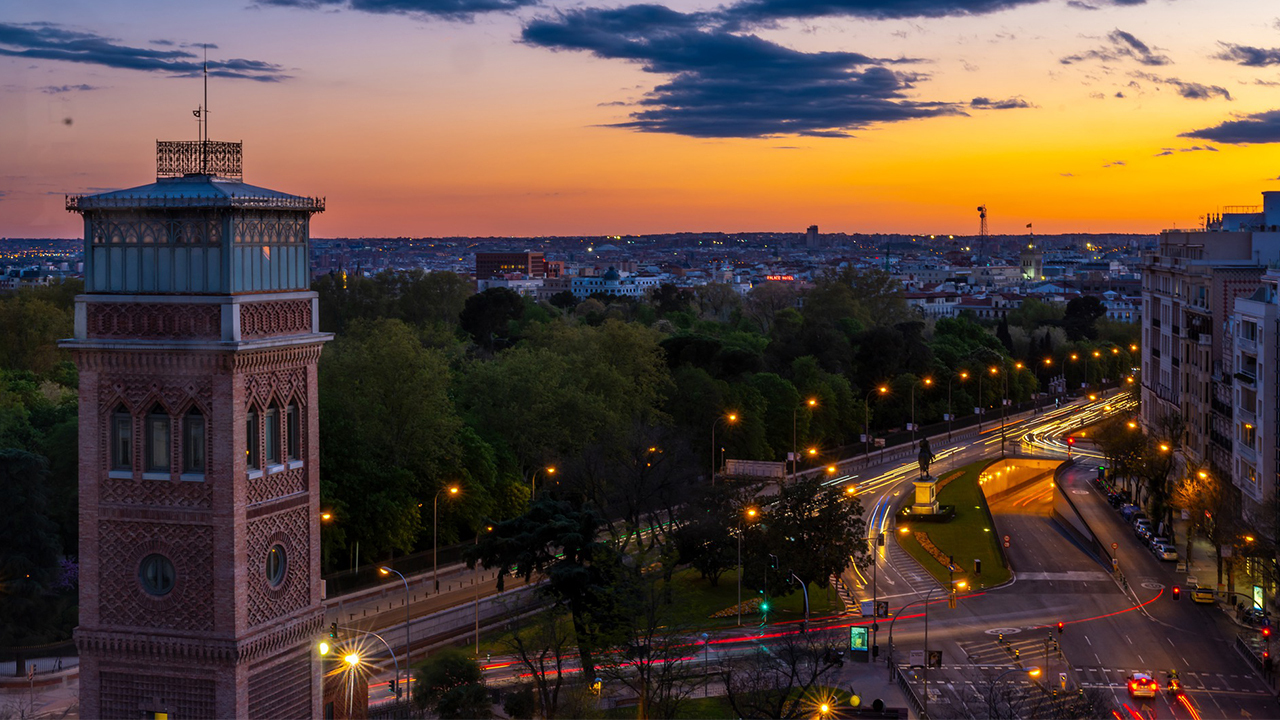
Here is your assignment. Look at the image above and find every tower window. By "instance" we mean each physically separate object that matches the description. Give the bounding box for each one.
[286,402,300,461]
[265,404,281,465]
[266,544,287,587]
[145,406,171,473]
[139,553,176,596]
[246,409,260,470]
[183,410,206,474]
[111,407,132,471]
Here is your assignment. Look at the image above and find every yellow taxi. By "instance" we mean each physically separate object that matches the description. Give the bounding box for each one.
[1191,586,1215,604]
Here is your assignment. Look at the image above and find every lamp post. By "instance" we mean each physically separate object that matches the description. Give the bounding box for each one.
[863,386,888,466]
[948,372,967,441]
[474,525,492,654]
[378,566,411,695]
[711,412,738,485]
[331,625,401,705]
[910,378,933,447]
[433,484,460,592]
[738,507,759,626]
[791,398,817,482]
[868,532,884,658]
[991,365,1006,459]
[989,666,1041,716]
[530,466,555,500]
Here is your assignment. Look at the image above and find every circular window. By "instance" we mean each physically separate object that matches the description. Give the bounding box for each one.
[138,554,175,596]
[266,544,287,587]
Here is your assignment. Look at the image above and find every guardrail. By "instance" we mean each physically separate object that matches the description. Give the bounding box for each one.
[892,665,926,719]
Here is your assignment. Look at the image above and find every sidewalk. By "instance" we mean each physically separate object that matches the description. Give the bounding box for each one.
[837,658,914,717]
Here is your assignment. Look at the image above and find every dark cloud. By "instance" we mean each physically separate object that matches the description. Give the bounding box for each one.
[40,83,100,93]
[1182,109,1280,144]
[522,5,964,138]
[0,23,288,81]
[970,95,1033,109]
[258,0,536,20]
[1131,71,1231,100]
[1060,29,1171,66]
[1215,43,1280,67]
[719,0,1145,24]
[1102,160,1125,167]
[1154,145,1217,156]
[1059,173,1074,176]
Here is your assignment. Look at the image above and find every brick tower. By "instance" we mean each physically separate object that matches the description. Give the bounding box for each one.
[62,139,329,718]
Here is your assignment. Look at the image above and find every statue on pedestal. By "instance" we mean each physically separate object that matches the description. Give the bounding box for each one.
[917,437,935,479]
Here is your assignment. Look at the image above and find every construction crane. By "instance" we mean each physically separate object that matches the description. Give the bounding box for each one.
[976,205,988,266]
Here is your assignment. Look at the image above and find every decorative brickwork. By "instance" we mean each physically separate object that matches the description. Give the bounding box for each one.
[246,507,310,628]
[240,299,312,339]
[100,671,217,719]
[87,303,221,340]
[245,367,308,409]
[97,376,213,414]
[102,476,213,509]
[248,648,312,719]
[247,466,306,506]
[98,521,214,632]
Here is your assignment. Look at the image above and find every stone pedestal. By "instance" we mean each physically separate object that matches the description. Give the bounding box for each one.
[911,476,940,515]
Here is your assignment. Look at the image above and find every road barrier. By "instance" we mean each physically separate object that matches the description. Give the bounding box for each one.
[1049,459,1113,571]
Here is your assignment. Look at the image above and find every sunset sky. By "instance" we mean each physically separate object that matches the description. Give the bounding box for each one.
[5,0,1280,238]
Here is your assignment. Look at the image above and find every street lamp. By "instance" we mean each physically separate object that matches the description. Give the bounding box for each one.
[433,484,460,591]
[738,507,759,626]
[991,365,1007,458]
[864,386,888,465]
[791,398,818,482]
[910,378,933,446]
[711,412,738,485]
[989,666,1042,716]
[474,524,492,653]
[378,566,411,696]
[530,465,555,499]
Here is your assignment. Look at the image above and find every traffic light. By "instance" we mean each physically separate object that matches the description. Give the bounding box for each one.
[1056,622,1065,635]
[329,621,338,640]
[1067,437,1075,446]
[1264,627,1271,640]
[1172,585,1180,600]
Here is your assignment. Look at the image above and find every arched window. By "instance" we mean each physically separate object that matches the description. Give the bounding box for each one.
[183,409,206,475]
[145,405,171,473]
[111,406,132,471]
[246,408,260,470]
[286,402,300,462]
[265,403,281,466]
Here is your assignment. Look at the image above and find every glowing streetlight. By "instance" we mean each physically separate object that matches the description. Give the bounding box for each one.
[320,511,332,522]
[433,484,461,591]
[737,506,760,626]
[344,653,360,667]
[712,412,738,484]
[531,465,555,498]
[318,641,331,655]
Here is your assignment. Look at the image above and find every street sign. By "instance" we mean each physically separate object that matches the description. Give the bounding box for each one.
[909,650,925,667]
[860,600,873,617]
[1112,542,1118,551]
[1003,534,1010,548]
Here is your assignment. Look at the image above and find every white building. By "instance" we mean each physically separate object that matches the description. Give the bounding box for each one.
[1230,273,1280,530]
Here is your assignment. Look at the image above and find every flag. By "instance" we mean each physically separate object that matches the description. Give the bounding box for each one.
[193,109,201,117]
[1026,223,1032,228]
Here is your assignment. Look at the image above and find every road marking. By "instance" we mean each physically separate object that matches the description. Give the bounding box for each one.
[1125,634,1133,645]
[1085,635,1091,646]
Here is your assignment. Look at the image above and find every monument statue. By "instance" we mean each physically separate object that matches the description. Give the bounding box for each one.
[917,437,935,478]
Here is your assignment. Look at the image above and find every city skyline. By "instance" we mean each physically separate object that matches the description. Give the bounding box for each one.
[4,0,1280,239]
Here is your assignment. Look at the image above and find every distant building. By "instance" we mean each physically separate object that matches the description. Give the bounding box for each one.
[1230,274,1279,530]
[475,251,547,279]
[1020,242,1044,281]
[806,225,819,249]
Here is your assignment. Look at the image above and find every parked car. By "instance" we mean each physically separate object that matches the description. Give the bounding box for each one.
[1192,585,1215,604]
[1134,518,1153,534]
[1148,535,1170,551]
[1242,607,1271,627]
[1154,543,1178,562]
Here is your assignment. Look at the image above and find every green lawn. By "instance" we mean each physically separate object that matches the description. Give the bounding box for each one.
[896,460,1012,590]
[599,695,735,719]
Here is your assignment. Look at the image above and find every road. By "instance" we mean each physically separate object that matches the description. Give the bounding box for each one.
[836,393,1278,719]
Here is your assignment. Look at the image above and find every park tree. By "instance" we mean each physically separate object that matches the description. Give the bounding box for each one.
[694,283,743,322]
[1062,296,1106,341]
[762,475,869,595]
[720,630,846,719]
[0,293,73,376]
[470,498,634,680]
[0,449,65,645]
[318,318,464,560]
[392,269,473,327]
[743,281,799,334]
[413,647,491,719]
[675,482,762,587]
[460,286,525,351]
[498,595,576,720]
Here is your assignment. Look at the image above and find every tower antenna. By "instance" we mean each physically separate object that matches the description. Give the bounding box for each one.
[202,44,209,173]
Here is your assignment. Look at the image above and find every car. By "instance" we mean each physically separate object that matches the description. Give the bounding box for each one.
[1154,543,1178,561]
[1192,586,1215,604]
[1135,526,1153,543]
[1134,517,1152,531]
[1242,607,1271,627]
[1128,673,1158,698]
[1148,534,1169,548]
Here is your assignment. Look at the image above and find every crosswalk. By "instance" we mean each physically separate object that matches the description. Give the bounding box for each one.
[957,635,1062,668]
[884,542,937,595]
[1072,666,1272,695]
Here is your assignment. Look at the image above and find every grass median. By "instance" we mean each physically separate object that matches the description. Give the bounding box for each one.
[896,460,1011,590]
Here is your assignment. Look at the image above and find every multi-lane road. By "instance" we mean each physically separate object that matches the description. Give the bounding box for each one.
[833,394,1278,718]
